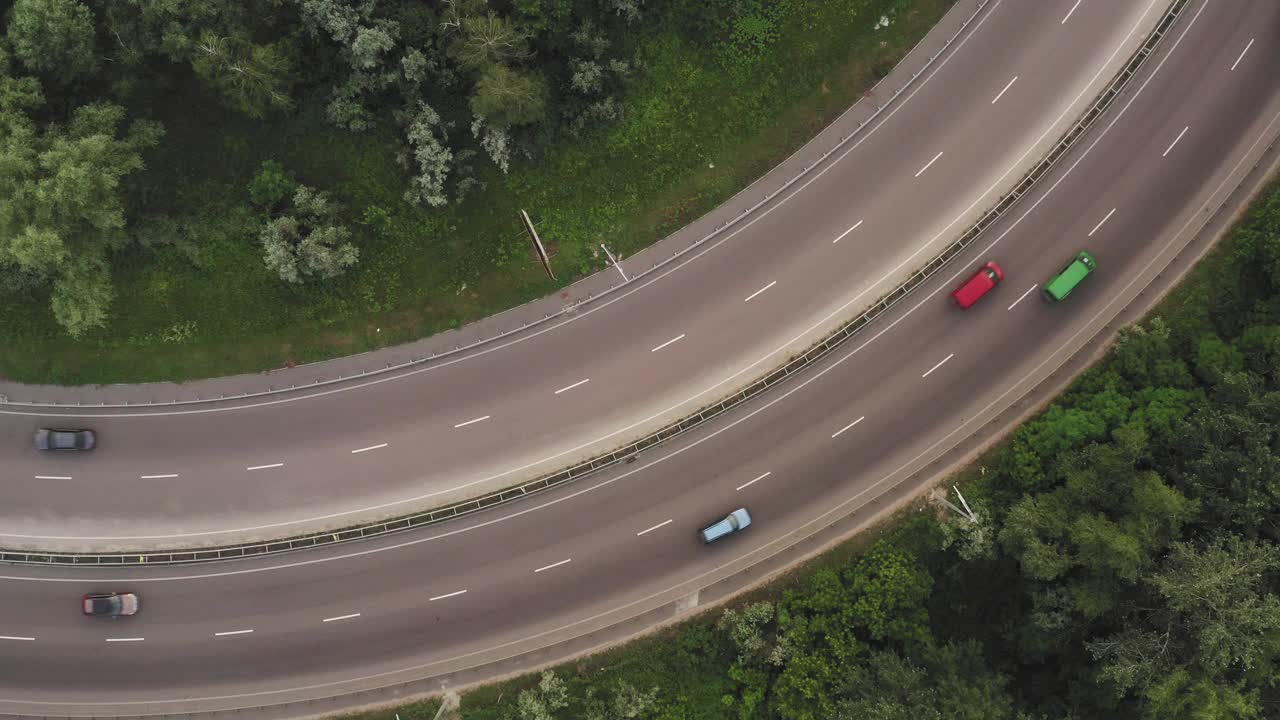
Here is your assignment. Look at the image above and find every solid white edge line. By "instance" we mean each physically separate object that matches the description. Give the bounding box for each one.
[1087,207,1117,236]
[1230,38,1254,71]
[636,519,673,536]
[534,558,572,574]
[322,613,361,623]
[0,636,34,641]
[1162,125,1189,157]
[831,416,867,439]
[245,463,283,471]
[832,220,864,243]
[921,353,955,378]
[1008,285,1039,310]
[429,589,468,602]
[105,637,144,642]
[139,474,178,479]
[736,471,772,491]
[650,334,686,352]
[554,378,590,395]
[914,151,945,177]
[214,629,254,637]
[743,280,777,303]
[33,476,71,480]
[991,75,1018,104]
[453,415,491,429]
[1061,0,1083,25]
[350,443,388,454]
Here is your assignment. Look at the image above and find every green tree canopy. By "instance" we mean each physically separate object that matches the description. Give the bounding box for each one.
[6,0,98,83]
[0,68,162,335]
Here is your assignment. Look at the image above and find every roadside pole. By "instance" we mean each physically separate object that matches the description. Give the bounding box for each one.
[600,243,628,281]
[520,210,555,280]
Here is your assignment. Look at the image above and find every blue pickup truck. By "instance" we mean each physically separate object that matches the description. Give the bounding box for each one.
[699,508,752,543]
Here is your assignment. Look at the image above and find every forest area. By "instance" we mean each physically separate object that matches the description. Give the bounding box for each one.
[354,184,1280,720]
[0,0,943,382]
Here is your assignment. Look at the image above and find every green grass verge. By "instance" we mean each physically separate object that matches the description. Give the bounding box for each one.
[0,0,955,384]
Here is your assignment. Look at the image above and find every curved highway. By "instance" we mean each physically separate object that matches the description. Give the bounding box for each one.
[0,0,1276,716]
[0,0,1178,548]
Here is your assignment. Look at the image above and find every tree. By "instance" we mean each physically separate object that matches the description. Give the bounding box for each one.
[7,0,98,83]
[400,101,452,207]
[471,63,547,127]
[583,681,659,720]
[97,0,248,66]
[191,31,297,119]
[717,601,778,666]
[516,671,570,720]
[260,186,359,283]
[832,643,1015,720]
[1149,534,1280,675]
[449,13,532,72]
[0,80,162,335]
[1143,668,1259,720]
[247,159,298,210]
[50,251,114,337]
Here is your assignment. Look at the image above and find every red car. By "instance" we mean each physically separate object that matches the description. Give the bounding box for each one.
[951,261,1004,309]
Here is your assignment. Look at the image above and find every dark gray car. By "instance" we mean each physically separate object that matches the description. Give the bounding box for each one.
[35,428,96,451]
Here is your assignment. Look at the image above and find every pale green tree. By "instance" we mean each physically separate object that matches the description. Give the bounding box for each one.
[0,69,162,335]
[470,63,547,127]
[260,186,358,283]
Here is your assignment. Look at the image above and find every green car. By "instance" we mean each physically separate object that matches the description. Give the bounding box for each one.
[1043,251,1096,302]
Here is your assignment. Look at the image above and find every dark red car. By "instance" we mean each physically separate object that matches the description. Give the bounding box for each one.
[951,261,1004,309]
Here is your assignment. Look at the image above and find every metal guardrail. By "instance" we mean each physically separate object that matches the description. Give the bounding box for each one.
[0,0,1189,567]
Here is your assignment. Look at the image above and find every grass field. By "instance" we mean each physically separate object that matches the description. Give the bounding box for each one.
[0,0,955,384]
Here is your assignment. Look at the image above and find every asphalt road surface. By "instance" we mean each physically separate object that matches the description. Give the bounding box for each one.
[0,0,1276,715]
[0,0,1183,549]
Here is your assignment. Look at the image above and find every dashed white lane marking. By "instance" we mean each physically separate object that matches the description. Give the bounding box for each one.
[1230,38,1254,71]
[105,637,144,642]
[991,75,1018,104]
[1087,207,1117,237]
[743,281,777,303]
[914,151,944,178]
[139,474,178,479]
[429,589,468,602]
[214,629,253,637]
[0,636,34,642]
[922,353,955,378]
[831,416,866,439]
[650,334,686,352]
[33,476,71,480]
[453,415,490,429]
[1061,0,1083,24]
[636,519,673,536]
[1008,285,1039,310]
[350,443,388,454]
[1162,125,1189,157]
[246,463,283,471]
[832,220,864,244]
[736,471,771,491]
[322,613,361,623]
[534,558,572,574]
[554,378,590,395]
